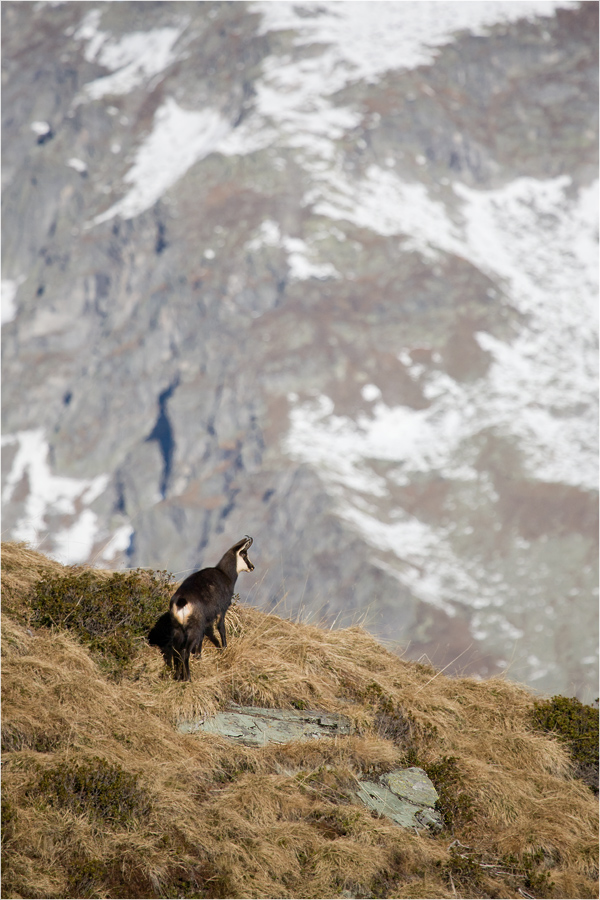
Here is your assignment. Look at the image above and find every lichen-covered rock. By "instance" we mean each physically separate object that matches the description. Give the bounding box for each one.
[180,706,442,832]
[357,767,443,833]
[178,705,353,746]
[382,767,439,809]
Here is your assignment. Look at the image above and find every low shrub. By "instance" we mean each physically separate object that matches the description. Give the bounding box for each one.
[67,854,109,899]
[30,568,174,676]
[372,690,438,761]
[33,757,150,827]
[444,846,556,898]
[1,724,62,753]
[503,849,556,898]
[423,756,475,834]
[444,844,484,894]
[530,695,599,792]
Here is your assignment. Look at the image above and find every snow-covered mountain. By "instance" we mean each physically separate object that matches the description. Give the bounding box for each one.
[2,0,597,700]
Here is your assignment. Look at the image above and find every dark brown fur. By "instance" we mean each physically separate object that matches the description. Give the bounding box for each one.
[148,536,254,681]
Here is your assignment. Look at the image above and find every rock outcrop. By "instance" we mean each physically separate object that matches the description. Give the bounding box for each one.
[179,704,443,832]
[178,705,353,745]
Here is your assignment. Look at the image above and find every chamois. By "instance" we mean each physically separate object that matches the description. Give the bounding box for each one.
[148,536,254,681]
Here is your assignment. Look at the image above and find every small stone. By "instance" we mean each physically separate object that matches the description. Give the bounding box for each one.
[357,768,443,833]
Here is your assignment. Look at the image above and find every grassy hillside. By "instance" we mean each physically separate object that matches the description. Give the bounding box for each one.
[1,542,598,899]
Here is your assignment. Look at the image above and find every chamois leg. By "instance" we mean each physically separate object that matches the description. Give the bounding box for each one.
[173,647,187,681]
[217,614,227,649]
[204,623,221,649]
[182,647,191,681]
[172,629,189,681]
[163,640,174,669]
[177,643,191,681]
[189,620,206,659]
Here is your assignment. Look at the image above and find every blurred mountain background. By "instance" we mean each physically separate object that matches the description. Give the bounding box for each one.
[2,0,597,701]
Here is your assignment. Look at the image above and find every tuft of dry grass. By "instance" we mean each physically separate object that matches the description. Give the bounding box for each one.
[1,541,76,621]
[1,542,598,899]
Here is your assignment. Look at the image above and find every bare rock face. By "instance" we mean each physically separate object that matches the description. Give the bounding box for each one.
[1,2,598,700]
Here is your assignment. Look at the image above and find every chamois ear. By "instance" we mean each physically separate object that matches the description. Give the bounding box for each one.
[233,535,253,551]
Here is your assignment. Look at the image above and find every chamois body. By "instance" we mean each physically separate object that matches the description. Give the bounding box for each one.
[148,536,254,681]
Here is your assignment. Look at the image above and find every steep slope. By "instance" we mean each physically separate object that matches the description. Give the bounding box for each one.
[1,1,597,701]
[1,543,598,899]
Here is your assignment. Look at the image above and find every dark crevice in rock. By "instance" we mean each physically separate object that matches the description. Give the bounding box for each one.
[125,528,135,566]
[196,511,214,560]
[36,128,54,145]
[114,476,126,515]
[155,220,167,254]
[145,377,179,499]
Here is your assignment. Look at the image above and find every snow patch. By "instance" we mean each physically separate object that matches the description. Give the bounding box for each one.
[100,524,134,561]
[454,177,598,488]
[53,509,101,566]
[1,429,109,565]
[361,384,382,403]
[308,166,464,257]
[227,1,577,173]
[286,242,340,281]
[30,120,51,136]
[72,9,105,61]
[288,175,598,490]
[92,99,231,224]
[73,9,186,99]
[252,1,576,80]
[1,278,24,325]
[246,219,341,281]
[66,157,87,173]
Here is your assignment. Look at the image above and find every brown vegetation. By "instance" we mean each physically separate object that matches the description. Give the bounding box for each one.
[1,541,598,899]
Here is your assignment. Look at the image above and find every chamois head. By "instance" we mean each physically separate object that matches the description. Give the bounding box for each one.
[234,535,254,573]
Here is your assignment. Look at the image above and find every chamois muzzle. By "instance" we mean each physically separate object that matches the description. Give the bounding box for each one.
[242,535,254,571]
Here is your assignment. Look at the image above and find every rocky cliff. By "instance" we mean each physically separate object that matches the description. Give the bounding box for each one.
[2,0,598,699]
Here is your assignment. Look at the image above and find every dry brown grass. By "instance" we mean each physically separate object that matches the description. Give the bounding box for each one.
[1,541,76,620]
[1,541,598,899]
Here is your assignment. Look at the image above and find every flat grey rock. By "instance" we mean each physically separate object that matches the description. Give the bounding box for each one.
[177,705,353,746]
[382,767,439,809]
[178,707,442,832]
[357,767,443,833]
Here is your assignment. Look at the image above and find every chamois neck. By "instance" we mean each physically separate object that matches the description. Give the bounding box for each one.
[216,550,238,584]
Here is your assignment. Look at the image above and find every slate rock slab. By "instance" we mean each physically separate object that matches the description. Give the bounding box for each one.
[357,767,443,832]
[177,705,353,746]
[178,707,442,832]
